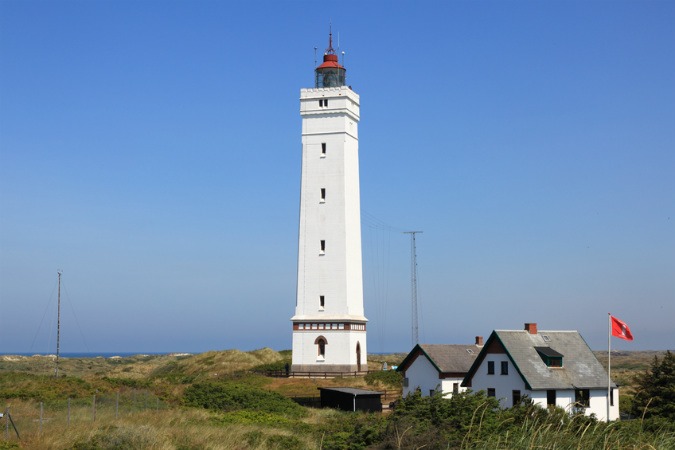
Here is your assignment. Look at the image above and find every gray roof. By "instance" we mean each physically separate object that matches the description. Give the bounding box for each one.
[492,330,615,390]
[397,344,480,375]
[318,387,382,395]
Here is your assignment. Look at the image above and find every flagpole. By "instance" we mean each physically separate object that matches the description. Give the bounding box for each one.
[607,312,611,422]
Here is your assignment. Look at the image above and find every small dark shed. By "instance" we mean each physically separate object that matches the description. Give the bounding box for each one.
[318,387,383,412]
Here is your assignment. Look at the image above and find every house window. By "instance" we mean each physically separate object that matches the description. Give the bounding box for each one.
[321,143,326,156]
[610,388,614,407]
[487,388,496,397]
[324,99,328,107]
[320,240,325,255]
[319,295,325,308]
[319,99,326,107]
[487,361,495,375]
[547,390,556,406]
[453,383,459,394]
[501,361,509,375]
[535,347,564,367]
[429,389,435,397]
[512,390,521,406]
[320,188,326,202]
[575,389,590,408]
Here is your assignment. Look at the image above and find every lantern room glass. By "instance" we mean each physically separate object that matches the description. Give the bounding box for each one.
[316,67,346,88]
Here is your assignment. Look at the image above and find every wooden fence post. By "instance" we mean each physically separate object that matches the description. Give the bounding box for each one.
[67,397,71,427]
[92,394,96,421]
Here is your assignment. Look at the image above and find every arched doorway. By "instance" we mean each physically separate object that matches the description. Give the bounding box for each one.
[356,342,362,371]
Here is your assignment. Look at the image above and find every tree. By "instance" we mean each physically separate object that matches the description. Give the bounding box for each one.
[630,351,675,420]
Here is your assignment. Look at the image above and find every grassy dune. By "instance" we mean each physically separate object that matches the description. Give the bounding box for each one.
[0,349,671,449]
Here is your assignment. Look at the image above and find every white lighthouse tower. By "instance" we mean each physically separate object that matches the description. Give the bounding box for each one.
[291,32,367,373]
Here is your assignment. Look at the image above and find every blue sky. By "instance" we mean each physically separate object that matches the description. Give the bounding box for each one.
[1,0,673,354]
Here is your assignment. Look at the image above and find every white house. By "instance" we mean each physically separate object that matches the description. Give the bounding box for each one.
[462,323,619,422]
[397,338,483,398]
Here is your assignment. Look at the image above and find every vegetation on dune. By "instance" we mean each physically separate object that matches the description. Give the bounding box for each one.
[183,381,307,418]
[631,350,675,420]
[364,369,402,389]
[1,349,674,449]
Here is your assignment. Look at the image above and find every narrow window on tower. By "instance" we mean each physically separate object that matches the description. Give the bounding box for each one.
[324,99,328,107]
[321,143,326,157]
[319,99,324,107]
[320,188,326,203]
[320,240,326,255]
[319,295,325,309]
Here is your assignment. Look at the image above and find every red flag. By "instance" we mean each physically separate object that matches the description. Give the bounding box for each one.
[611,316,634,341]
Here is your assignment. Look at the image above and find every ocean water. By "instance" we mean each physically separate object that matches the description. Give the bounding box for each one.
[1,352,186,358]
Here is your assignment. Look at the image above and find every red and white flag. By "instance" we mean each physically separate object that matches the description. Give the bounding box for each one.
[611,316,634,341]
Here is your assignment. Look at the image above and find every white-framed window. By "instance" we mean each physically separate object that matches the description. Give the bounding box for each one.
[320,240,325,255]
[320,188,326,203]
[321,143,326,157]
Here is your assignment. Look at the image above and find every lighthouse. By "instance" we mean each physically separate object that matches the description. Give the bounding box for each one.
[291,32,367,373]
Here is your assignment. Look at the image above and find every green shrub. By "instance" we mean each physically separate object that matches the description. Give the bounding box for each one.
[183,381,306,418]
[631,350,675,420]
[72,425,161,449]
[319,412,386,450]
[266,434,304,450]
[251,359,291,372]
[102,376,150,389]
[364,369,402,388]
[0,442,20,450]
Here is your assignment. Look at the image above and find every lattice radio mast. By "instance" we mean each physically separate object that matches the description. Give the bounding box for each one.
[404,231,422,345]
[55,270,62,377]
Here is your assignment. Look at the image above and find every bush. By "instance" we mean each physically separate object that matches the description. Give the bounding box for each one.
[381,390,502,448]
[72,425,163,449]
[364,369,402,388]
[319,412,386,450]
[183,381,306,418]
[631,350,675,420]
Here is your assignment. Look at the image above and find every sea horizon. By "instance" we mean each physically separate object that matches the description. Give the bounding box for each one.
[0,351,193,358]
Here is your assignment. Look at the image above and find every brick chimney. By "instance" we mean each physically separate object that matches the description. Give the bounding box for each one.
[525,323,538,334]
[475,336,484,346]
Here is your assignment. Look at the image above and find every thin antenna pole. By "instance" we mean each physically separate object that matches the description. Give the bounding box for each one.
[55,270,62,377]
[314,47,318,87]
[404,231,423,345]
[607,312,611,422]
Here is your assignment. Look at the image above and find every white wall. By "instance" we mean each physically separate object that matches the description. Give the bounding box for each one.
[471,359,620,421]
[403,356,467,398]
[470,355,526,407]
[292,86,367,370]
[292,329,366,370]
[402,355,439,397]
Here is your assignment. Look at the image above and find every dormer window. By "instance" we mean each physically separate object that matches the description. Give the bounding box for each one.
[535,347,563,368]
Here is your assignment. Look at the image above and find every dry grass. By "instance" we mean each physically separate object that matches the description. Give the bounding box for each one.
[3,399,321,449]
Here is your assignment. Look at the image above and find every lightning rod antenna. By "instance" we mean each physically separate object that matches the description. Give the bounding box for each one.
[55,270,62,377]
[404,231,423,345]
